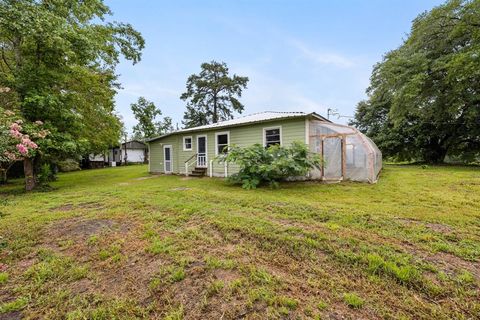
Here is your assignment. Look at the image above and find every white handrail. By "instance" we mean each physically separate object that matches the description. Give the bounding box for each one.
[184,157,198,177]
[206,157,229,178]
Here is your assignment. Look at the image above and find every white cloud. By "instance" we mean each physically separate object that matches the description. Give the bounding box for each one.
[287,38,355,68]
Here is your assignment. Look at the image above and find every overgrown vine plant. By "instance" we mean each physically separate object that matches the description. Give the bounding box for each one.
[1,106,49,189]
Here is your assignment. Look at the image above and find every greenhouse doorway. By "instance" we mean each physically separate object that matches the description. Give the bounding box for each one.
[323,136,343,180]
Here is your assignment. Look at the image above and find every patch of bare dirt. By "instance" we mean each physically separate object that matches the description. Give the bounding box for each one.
[134,176,160,181]
[0,311,22,320]
[91,255,168,302]
[169,262,245,319]
[425,222,453,233]
[395,218,454,234]
[424,251,480,278]
[46,217,129,240]
[54,203,74,211]
[170,187,191,191]
[40,217,169,303]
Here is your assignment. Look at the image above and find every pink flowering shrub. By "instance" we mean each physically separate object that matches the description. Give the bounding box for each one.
[1,107,49,181]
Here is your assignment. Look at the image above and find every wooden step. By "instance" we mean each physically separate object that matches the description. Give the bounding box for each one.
[189,171,205,177]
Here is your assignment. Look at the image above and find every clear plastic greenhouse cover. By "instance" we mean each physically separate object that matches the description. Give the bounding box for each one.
[309,120,382,183]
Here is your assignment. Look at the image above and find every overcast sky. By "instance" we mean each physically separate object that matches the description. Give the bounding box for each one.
[106,0,444,133]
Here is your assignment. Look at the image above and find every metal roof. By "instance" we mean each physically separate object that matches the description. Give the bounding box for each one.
[147,111,329,142]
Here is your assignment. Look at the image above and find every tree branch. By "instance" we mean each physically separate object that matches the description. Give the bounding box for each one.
[1,47,13,72]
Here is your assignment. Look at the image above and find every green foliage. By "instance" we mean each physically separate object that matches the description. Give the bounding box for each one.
[37,163,56,185]
[456,270,474,285]
[147,237,176,255]
[0,272,8,284]
[352,0,480,163]
[207,280,225,296]
[57,159,81,172]
[0,165,479,318]
[181,61,249,128]
[365,253,420,285]
[0,0,144,187]
[163,305,184,320]
[131,97,173,139]
[0,107,49,184]
[317,300,328,310]
[343,293,364,308]
[276,296,298,310]
[224,141,322,189]
[0,296,28,313]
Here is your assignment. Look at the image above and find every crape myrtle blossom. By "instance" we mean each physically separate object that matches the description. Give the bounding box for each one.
[9,122,22,131]
[9,128,22,138]
[36,130,48,139]
[21,137,38,149]
[3,151,17,161]
[2,110,48,162]
[16,143,29,155]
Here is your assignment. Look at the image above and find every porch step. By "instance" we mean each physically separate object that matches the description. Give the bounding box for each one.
[189,167,207,177]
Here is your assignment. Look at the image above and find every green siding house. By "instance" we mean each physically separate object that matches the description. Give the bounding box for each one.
[147,111,382,183]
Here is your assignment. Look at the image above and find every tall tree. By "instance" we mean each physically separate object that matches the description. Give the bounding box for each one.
[0,0,144,189]
[181,61,249,128]
[131,97,173,139]
[351,0,480,163]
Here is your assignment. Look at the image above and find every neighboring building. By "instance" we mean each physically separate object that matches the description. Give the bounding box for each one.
[147,111,382,183]
[107,140,148,165]
[85,153,106,169]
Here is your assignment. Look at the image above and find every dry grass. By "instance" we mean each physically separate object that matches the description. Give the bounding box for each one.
[0,164,479,319]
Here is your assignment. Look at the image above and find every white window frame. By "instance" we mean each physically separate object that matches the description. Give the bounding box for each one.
[183,136,193,151]
[215,131,230,156]
[263,126,282,147]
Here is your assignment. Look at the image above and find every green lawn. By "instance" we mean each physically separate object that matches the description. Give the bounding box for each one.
[0,164,479,319]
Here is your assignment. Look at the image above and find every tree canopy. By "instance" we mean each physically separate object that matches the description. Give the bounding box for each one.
[0,0,144,188]
[181,61,249,128]
[351,0,480,163]
[131,97,173,139]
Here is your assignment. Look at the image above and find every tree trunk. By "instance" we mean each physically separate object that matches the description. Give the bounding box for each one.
[213,97,218,123]
[24,157,36,191]
[0,169,6,185]
[424,146,448,164]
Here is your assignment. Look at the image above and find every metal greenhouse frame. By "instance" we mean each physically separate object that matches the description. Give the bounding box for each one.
[308,120,382,183]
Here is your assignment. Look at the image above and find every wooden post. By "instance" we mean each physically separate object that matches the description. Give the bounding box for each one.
[321,137,325,179]
[341,135,347,179]
[123,134,128,165]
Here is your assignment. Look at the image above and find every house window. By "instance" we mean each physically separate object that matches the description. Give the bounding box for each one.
[264,127,281,147]
[183,136,192,151]
[215,132,229,155]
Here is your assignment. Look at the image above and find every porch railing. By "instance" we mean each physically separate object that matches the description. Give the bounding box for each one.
[197,153,207,167]
[184,153,197,177]
[208,158,228,178]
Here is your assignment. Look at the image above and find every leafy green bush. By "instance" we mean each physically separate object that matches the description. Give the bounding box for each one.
[224,141,322,189]
[57,159,80,172]
[37,163,56,185]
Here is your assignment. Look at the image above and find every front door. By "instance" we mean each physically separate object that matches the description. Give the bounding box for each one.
[164,145,172,173]
[323,137,342,179]
[197,135,207,167]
